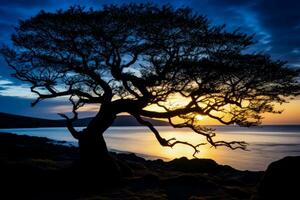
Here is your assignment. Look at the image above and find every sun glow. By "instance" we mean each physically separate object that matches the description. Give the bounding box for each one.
[195,115,204,121]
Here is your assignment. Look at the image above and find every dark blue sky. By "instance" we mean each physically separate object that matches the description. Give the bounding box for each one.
[0,0,299,119]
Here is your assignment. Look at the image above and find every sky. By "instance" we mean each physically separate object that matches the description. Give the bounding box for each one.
[0,0,299,123]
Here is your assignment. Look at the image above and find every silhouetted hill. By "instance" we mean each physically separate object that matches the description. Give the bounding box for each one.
[0,112,65,128]
[0,112,169,128]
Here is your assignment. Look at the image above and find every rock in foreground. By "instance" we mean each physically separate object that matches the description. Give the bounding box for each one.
[258,156,300,199]
[0,132,264,199]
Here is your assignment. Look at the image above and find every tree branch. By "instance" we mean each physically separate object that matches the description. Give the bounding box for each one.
[167,116,248,151]
[58,96,83,140]
[133,114,206,157]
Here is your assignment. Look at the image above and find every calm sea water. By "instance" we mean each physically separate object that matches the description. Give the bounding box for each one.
[1,125,300,171]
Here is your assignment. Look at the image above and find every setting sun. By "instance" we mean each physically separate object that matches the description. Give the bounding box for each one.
[195,115,204,121]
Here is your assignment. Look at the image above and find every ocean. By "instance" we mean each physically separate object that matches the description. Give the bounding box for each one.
[1,125,300,171]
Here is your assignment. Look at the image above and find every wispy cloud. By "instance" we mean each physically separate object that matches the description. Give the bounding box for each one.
[0,0,299,119]
[0,77,34,98]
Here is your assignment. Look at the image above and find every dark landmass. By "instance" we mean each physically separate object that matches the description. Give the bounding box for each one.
[0,132,263,200]
[0,112,169,128]
[1,132,299,199]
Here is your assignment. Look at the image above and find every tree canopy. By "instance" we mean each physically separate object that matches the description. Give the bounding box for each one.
[1,4,299,156]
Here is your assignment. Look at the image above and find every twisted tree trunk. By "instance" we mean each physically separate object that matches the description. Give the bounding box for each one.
[78,106,120,179]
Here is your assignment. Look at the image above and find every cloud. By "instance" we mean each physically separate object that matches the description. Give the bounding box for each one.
[0,77,35,98]
[0,94,97,119]
[249,1,300,63]
[0,0,299,118]
[180,0,300,65]
[0,95,57,118]
[0,0,53,8]
[0,75,98,118]
[1,0,299,64]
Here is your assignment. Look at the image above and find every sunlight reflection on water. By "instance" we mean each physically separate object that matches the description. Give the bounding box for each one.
[1,125,300,171]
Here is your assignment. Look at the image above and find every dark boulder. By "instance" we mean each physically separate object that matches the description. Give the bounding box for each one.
[166,157,235,174]
[258,156,300,199]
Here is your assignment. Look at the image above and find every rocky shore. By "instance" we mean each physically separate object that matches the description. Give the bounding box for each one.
[0,132,299,200]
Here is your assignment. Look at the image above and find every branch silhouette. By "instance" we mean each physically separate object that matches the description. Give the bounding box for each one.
[1,4,299,166]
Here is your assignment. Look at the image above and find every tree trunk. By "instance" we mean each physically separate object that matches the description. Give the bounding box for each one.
[77,106,120,180]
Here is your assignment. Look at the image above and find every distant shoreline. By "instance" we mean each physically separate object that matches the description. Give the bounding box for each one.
[0,112,169,128]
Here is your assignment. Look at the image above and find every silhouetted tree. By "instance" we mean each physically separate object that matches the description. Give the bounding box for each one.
[1,4,299,175]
